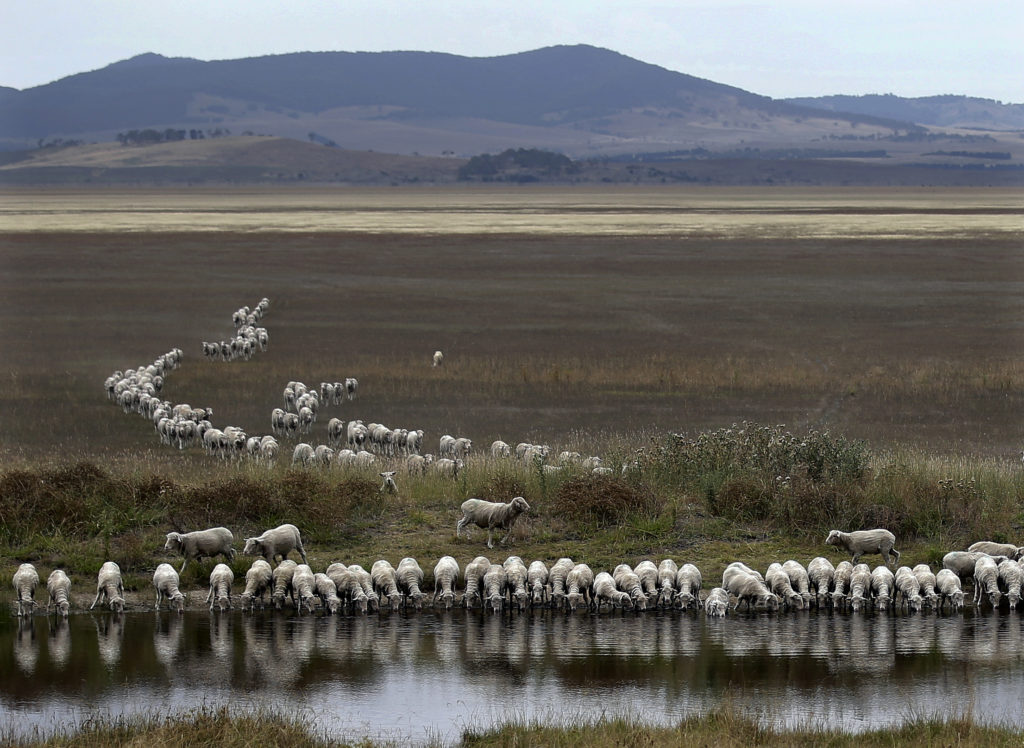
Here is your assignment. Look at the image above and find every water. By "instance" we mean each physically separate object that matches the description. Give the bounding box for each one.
[3,607,1024,743]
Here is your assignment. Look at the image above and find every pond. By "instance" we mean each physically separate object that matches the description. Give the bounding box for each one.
[3,606,1023,743]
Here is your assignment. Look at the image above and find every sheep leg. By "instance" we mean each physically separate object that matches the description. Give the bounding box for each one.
[456,515,469,538]
[89,589,103,610]
[890,548,900,565]
[155,590,162,610]
[179,558,189,574]
[851,552,861,565]
[486,529,495,549]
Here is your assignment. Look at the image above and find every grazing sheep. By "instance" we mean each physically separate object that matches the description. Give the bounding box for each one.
[314,573,343,614]
[239,560,273,611]
[325,563,364,614]
[292,442,315,466]
[379,471,398,494]
[613,564,648,611]
[782,560,813,608]
[870,565,895,610]
[432,458,463,478]
[968,541,1024,561]
[439,434,456,457]
[807,557,835,609]
[912,564,940,609]
[153,564,186,612]
[825,528,900,566]
[943,551,1008,584]
[291,564,317,614]
[432,556,461,610]
[935,569,965,611]
[46,570,71,617]
[548,557,574,609]
[243,524,307,565]
[848,563,872,612]
[456,496,530,549]
[164,527,235,574]
[90,562,125,613]
[704,587,730,617]
[634,560,660,599]
[271,560,298,609]
[397,557,427,610]
[491,440,511,458]
[452,437,473,460]
[674,563,703,610]
[974,556,1003,608]
[565,564,595,612]
[483,564,507,613]
[11,561,37,614]
[723,568,780,612]
[462,556,492,608]
[657,559,679,609]
[831,561,854,609]
[206,563,234,612]
[528,561,549,607]
[593,571,633,611]
[503,556,530,611]
[766,563,804,609]
[347,564,379,613]
[371,560,403,611]
[432,350,443,367]
[893,566,923,611]
[998,559,1023,609]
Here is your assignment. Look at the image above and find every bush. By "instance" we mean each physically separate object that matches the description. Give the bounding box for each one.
[549,476,663,524]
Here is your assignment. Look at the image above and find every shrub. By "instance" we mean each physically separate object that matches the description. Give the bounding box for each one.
[549,476,663,524]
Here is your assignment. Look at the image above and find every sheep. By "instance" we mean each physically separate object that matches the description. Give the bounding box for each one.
[206,563,234,612]
[272,560,298,609]
[527,560,549,607]
[397,557,427,610]
[456,496,530,549]
[766,563,803,609]
[260,435,280,462]
[90,561,125,613]
[935,569,965,611]
[379,471,398,494]
[825,528,900,566]
[405,430,424,456]
[968,541,1024,561]
[314,445,335,466]
[503,556,530,610]
[239,559,273,611]
[848,563,872,612]
[565,563,594,612]
[832,561,854,609]
[634,560,660,599]
[371,560,403,611]
[912,564,940,609]
[346,420,368,451]
[674,563,703,610]
[548,557,575,609]
[291,564,317,614]
[483,564,507,613]
[452,437,473,460]
[432,350,443,367]
[871,565,896,610]
[292,442,315,466]
[974,556,1002,608]
[314,573,343,614]
[153,563,186,612]
[462,556,491,608]
[942,551,1009,584]
[781,560,813,608]
[807,557,835,609]
[723,561,764,582]
[12,563,39,617]
[657,559,679,609]
[347,564,379,613]
[593,571,633,611]
[998,559,1023,609]
[491,440,511,458]
[893,566,923,611]
[432,556,460,609]
[432,458,462,478]
[345,377,358,400]
[164,527,234,573]
[331,563,370,614]
[704,587,730,617]
[243,523,307,565]
[558,451,582,466]
[46,570,71,617]
[613,564,648,610]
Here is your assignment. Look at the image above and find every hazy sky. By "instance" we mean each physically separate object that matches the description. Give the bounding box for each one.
[3,0,1021,102]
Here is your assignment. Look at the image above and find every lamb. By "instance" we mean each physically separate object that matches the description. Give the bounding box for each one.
[503,556,529,610]
[704,587,730,617]
[721,566,779,611]
[935,569,965,611]
[782,560,813,608]
[766,563,803,609]
[12,561,38,614]
[657,559,679,609]
[483,564,507,613]
[491,440,511,458]
[206,563,234,612]
[674,563,703,610]
[432,350,444,367]
[397,557,427,610]
[592,571,633,611]
[528,560,549,607]
[893,566,923,611]
[825,528,900,566]
[243,524,307,565]
[848,564,872,612]
[456,496,530,549]
[832,561,854,609]
[164,527,235,573]
[870,565,895,610]
[271,560,298,609]
[90,561,125,613]
[239,559,273,611]
[153,563,186,612]
[548,557,575,609]
[462,556,491,608]
[912,564,940,609]
[379,471,398,494]
[565,563,594,612]
[46,570,72,617]
[968,541,1024,561]
[371,560,403,611]
[613,564,648,611]
[974,556,1002,608]
[432,556,460,609]
[806,557,835,608]
[291,564,317,614]
[634,560,660,599]
[997,559,1023,609]
[314,573,343,614]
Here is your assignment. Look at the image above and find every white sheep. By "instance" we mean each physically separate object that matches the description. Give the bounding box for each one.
[164,527,235,573]
[439,434,456,457]
[998,559,1023,609]
[292,442,315,466]
[781,560,812,608]
[291,564,317,614]
[593,571,633,611]
[704,587,730,617]
[432,350,443,367]
[935,569,965,611]
[657,559,679,609]
[456,496,530,548]
[825,528,900,566]
[548,557,574,609]
[345,377,358,400]
[243,524,307,565]
[893,566,923,611]
[527,560,549,607]
[806,557,835,609]
[766,563,803,609]
[314,573,343,614]
[912,564,940,609]
[848,563,872,612]
[379,471,398,494]
[397,557,427,610]
[206,563,234,612]
[491,440,511,458]
[613,564,648,611]
[565,563,594,612]
[90,561,125,613]
[371,560,403,611]
[942,551,1008,583]
[634,560,660,600]
[328,563,365,614]
[12,563,39,617]
[721,565,779,611]
[347,564,379,613]
[432,457,463,478]
[674,563,703,610]
[462,556,492,608]
[46,570,72,617]
[974,556,1002,608]
[239,559,273,611]
[272,559,298,609]
[968,541,1024,561]
[503,556,530,610]
[870,565,895,610]
[483,564,507,613]
[831,561,854,609]
[432,556,461,609]
[153,563,186,612]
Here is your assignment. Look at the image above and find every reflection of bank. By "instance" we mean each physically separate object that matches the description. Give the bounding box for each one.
[14,617,38,675]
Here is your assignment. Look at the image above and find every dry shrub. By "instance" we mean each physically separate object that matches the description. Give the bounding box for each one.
[707,477,772,522]
[550,476,663,524]
[473,472,527,504]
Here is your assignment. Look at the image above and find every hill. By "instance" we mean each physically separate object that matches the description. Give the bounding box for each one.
[785,94,1024,130]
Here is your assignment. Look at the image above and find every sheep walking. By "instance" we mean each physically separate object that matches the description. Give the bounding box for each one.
[432,556,461,610]
[527,560,549,607]
[807,557,835,609]
[565,564,594,612]
[46,570,72,618]
[935,569,965,611]
[593,571,633,611]
[456,496,530,549]
[704,587,730,617]
[90,561,125,613]
[164,527,235,573]
[153,563,186,612]
[397,557,427,611]
[825,529,900,566]
[462,556,492,608]
[12,563,39,617]
[206,563,234,612]
[657,559,679,609]
[243,524,307,565]
[239,559,273,611]
[968,541,1024,561]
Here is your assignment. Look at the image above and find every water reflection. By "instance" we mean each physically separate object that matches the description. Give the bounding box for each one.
[13,617,38,676]
[95,614,124,669]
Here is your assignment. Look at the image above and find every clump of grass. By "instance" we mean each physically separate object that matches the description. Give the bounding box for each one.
[548,476,663,524]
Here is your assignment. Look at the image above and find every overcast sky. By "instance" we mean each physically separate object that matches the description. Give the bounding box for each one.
[3,0,1021,102]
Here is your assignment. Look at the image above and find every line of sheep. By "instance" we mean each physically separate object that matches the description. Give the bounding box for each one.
[201,298,271,362]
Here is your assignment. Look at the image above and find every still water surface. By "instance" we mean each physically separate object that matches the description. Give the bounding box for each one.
[2,608,1023,742]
